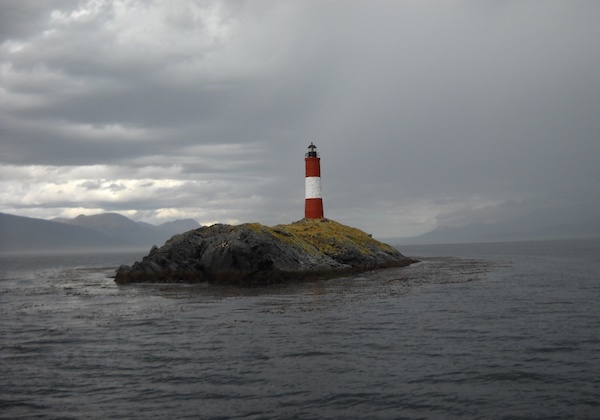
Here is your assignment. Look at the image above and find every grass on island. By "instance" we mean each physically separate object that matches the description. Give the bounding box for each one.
[248,218,399,259]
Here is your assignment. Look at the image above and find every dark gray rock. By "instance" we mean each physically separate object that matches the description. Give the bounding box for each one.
[115,219,416,285]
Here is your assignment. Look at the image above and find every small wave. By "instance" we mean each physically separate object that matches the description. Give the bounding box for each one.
[282,350,344,358]
[474,370,557,384]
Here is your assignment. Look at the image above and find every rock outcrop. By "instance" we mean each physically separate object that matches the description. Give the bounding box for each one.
[115,218,416,285]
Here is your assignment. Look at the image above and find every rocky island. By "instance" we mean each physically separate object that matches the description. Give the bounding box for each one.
[115,218,416,285]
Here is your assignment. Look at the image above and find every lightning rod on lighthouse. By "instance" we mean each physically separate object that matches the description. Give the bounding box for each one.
[305,142,324,219]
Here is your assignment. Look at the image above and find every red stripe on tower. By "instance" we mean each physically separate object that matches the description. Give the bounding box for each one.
[305,142,324,219]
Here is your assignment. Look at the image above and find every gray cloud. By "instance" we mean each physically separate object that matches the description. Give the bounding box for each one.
[1,0,599,236]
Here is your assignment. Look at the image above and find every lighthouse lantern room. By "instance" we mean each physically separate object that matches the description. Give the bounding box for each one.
[304,142,324,219]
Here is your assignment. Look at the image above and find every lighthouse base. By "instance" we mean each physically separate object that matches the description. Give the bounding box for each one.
[305,198,324,219]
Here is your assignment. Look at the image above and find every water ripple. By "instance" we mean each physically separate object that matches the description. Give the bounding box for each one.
[1,242,599,418]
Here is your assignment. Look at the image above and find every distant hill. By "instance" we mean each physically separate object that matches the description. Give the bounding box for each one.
[54,213,201,247]
[389,211,600,245]
[155,219,201,235]
[0,213,118,252]
[0,212,201,253]
[55,213,163,246]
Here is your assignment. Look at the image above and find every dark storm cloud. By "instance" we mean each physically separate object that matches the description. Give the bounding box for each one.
[1,0,599,235]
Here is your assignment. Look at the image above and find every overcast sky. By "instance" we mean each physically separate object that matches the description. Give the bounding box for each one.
[1,0,599,237]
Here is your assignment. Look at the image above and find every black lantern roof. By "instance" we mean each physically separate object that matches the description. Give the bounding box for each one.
[306,142,318,158]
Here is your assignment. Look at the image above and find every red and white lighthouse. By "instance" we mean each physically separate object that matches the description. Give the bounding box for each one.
[305,142,324,219]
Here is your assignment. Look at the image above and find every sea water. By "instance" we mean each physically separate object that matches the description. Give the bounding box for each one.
[1,239,599,419]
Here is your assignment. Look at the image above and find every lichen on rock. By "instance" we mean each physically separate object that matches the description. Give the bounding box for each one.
[115,218,416,285]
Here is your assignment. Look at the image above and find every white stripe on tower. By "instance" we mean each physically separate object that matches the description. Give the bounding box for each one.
[305,177,322,199]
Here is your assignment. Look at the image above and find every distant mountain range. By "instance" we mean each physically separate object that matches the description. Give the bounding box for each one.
[387,207,600,245]
[0,212,200,253]
[4,205,600,253]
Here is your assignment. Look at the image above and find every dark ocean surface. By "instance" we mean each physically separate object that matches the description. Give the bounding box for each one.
[1,238,599,419]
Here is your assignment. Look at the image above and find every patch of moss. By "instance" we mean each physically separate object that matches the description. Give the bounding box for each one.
[273,218,398,259]
[241,218,397,260]
[268,225,322,256]
[216,218,399,263]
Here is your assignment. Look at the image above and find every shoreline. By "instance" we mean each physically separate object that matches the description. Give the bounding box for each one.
[115,258,420,286]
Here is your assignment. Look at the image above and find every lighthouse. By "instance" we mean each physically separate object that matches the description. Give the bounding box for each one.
[305,142,324,219]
